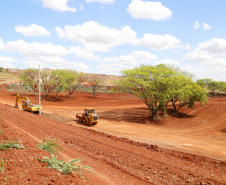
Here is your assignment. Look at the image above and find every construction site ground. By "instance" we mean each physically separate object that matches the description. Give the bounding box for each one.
[0,90,226,185]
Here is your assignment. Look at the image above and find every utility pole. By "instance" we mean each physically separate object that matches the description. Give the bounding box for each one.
[39,65,41,115]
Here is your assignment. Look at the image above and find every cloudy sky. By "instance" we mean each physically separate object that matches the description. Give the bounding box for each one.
[1,0,226,81]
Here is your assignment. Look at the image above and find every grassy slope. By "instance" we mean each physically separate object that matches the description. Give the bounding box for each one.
[0,72,20,84]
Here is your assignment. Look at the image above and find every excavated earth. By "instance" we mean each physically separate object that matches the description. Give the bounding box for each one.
[0,90,226,185]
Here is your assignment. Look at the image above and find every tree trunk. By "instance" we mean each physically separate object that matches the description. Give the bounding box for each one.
[55,92,58,100]
[171,100,177,111]
[93,89,95,97]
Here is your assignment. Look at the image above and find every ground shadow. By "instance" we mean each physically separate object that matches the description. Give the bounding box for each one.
[167,108,195,118]
[75,120,95,127]
[98,107,195,125]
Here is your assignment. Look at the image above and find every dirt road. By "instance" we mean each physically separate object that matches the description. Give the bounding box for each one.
[1,90,226,184]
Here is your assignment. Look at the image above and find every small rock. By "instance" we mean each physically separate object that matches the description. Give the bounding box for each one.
[153,172,157,174]
[145,176,151,180]
[146,144,158,150]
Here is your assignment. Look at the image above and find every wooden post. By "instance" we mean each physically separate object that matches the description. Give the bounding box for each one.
[39,65,41,115]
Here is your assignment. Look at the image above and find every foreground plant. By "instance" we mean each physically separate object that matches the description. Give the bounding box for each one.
[0,140,24,151]
[37,139,62,154]
[0,160,4,173]
[36,154,93,179]
[0,129,3,135]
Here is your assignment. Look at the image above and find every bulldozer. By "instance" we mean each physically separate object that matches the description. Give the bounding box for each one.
[76,108,98,126]
[15,93,42,112]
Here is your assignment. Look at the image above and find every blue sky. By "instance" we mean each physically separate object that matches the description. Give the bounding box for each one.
[0,0,226,81]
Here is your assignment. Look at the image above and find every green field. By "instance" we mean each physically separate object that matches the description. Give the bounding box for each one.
[0,72,20,84]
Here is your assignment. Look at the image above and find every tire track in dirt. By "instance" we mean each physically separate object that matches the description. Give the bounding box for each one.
[1,103,226,184]
[1,104,152,185]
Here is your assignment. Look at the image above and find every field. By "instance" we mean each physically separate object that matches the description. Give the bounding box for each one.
[0,90,226,184]
[0,72,20,85]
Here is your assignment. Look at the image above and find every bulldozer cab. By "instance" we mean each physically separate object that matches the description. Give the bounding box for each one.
[23,101,31,108]
[85,108,95,114]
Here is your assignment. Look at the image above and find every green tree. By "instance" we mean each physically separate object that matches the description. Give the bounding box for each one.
[19,68,39,97]
[208,81,220,93]
[65,71,87,99]
[51,69,67,99]
[0,67,4,72]
[197,79,226,93]
[218,81,226,93]
[117,64,208,118]
[41,70,56,100]
[87,75,104,97]
[196,78,212,88]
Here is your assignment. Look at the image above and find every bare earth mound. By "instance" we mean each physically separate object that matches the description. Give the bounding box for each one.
[0,90,226,184]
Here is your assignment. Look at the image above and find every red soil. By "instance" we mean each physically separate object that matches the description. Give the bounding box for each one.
[0,90,226,184]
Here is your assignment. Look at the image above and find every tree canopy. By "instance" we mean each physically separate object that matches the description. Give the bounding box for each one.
[19,69,89,100]
[196,78,226,93]
[117,64,208,119]
[19,68,39,96]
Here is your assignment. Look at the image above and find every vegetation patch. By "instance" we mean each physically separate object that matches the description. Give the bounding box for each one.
[0,140,24,151]
[36,139,62,154]
[36,154,92,178]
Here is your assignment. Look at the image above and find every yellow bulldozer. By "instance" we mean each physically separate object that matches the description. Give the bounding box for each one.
[15,94,42,112]
[76,108,98,126]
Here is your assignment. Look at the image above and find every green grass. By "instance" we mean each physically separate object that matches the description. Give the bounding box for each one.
[0,129,3,135]
[37,139,62,154]
[0,140,24,151]
[0,72,19,79]
[0,72,20,85]
[36,154,93,178]
[0,160,4,173]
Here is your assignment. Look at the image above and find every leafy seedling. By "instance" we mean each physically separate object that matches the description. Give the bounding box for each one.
[37,139,62,154]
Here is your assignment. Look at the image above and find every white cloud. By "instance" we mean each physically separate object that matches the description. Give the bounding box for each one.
[15,24,50,37]
[183,50,213,63]
[183,38,226,70]
[202,23,212,30]
[23,56,67,69]
[100,55,138,65]
[23,57,89,72]
[127,0,172,20]
[69,62,90,72]
[193,21,200,29]
[96,63,126,75]
[193,21,212,30]
[6,40,68,57]
[131,50,158,62]
[86,0,115,4]
[153,59,180,66]
[183,38,226,80]
[100,50,157,65]
[0,56,18,68]
[69,46,97,60]
[138,34,181,51]
[197,38,226,58]
[55,21,137,52]
[0,39,5,50]
[79,4,84,10]
[41,0,76,12]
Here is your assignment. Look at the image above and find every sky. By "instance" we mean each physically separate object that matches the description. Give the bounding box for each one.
[0,0,226,81]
